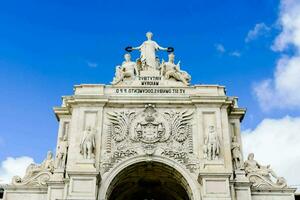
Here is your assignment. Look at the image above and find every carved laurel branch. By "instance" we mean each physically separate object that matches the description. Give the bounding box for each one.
[247,173,287,189]
[12,171,52,187]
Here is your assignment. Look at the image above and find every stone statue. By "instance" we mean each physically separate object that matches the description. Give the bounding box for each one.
[12,151,54,186]
[55,134,68,169]
[112,53,138,84]
[203,126,220,160]
[80,126,96,159]
[244,153,287,188]
[132,32,167,69]
[231,136,243,169]
[161,53,191,85]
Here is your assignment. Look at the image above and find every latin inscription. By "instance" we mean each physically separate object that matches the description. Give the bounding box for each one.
[139,76,161,86]
[115,88,186,94]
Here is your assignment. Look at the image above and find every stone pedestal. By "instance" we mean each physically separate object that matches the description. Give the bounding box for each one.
[66,160,99,200]
[47,180,65,200]
[198,172,232,200]
[50,169,65,181]
[233,170,252,200]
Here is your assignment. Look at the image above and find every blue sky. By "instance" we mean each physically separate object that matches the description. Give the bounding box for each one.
[1,0,300,186]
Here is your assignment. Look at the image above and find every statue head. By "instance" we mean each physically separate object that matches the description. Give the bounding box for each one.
[47,151,53,159]
[232,136,237,142]
[146,32,153,40]
[168,53,175,63]
[124,53,131,62]
[208,125,215,132]
[248,153,254,160]
[63,134,68,141]
[86,126,92,131]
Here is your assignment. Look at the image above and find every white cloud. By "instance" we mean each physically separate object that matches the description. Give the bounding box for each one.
[229,51,241,57]
[215,43,226,53]
[272,0,300,51]
[0,156,34,184]
[86,61,98,68]
[245,23,270,42]
[254,0,300,110]
[242,116,300,186]
[215,44,241,57]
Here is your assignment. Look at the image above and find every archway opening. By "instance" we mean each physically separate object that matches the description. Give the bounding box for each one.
[106,161,191,200]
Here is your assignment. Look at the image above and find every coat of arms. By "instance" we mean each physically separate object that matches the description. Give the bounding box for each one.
[132,104,169,144]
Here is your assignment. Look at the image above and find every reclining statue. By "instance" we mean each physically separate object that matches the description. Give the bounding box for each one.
[12,151,54,186]
[244,153,287,188]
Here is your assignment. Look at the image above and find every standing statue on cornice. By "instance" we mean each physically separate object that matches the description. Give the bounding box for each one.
[132,32,168,70]
[55,134,68,169]
[112,53,138,85]
[231,136,243,169]
[161,53,191,85]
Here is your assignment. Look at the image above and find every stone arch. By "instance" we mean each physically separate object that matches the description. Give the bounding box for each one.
[98,155,201,200]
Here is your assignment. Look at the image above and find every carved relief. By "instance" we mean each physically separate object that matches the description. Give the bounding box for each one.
[80,126,96,160]
[12,151,54,186]
[165,110,193,143]
[203,125,220,160]
[131,104,169,144]
[102,104,197,173]
[107,111,136,142]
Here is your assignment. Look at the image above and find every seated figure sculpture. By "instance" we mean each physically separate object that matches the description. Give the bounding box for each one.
[12,151,54,185]
[161,53,191,85]
[244,153,287,188]
[112,53,138,85]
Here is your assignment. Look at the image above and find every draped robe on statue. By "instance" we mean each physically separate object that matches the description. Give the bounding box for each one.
[136,40,165,69]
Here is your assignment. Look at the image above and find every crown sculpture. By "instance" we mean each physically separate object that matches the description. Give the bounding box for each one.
[2,32,296,200]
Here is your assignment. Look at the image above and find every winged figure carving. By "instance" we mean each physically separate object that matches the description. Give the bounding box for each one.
[107,111,136,142]
[165,110,193,142]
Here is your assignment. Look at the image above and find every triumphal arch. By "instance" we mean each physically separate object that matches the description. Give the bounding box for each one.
[3,33,296,200]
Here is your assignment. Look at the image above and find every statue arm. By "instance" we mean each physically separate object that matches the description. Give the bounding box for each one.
[132,44,143,50]
[154,42,167,51]
[158,46,168,51]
